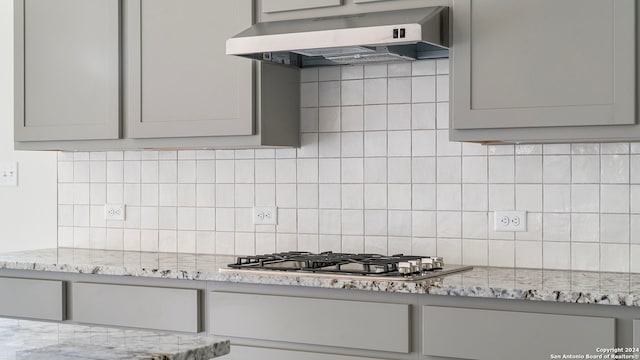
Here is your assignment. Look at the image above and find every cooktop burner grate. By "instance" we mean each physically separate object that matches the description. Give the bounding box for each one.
[228,251,448,276]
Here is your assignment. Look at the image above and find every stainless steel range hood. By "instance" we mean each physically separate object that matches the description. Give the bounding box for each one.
[226,7,449,68]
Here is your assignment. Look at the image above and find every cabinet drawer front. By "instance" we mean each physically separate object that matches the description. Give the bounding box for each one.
[211,292,410,353]
[72,283,199,332]
[0,277,64,321]
[225,345,385,360]
[422,306,615,360]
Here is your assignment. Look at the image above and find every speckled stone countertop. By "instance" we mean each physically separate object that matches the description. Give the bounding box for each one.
[0,317,229,360]
[1,248,639,306]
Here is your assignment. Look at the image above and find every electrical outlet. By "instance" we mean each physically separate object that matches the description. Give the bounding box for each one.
[253,207,278,225]
[0,162,18,187]
[104,204,126,221]
[494,211,527,232]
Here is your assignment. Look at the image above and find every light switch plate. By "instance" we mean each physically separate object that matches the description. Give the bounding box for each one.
[0,162,18,187]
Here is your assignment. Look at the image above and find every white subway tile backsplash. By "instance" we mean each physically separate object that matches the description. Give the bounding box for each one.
[515,184,542,212]
[341,106,364,131]
[387,157,411,183]
[57,59,638,273]
[600,214,630,244]
[488,156,514,183]
[571,242,599,271]
[543,185,570,213]
[543,242,571,270]
[601,155,630,184]
[364,78,387,105]
[341,132,364,157]
[515,241,542,268]
[571,213,599,243]
[488,240,514,268]
[363,105,387,130]
[572,155,600,183]
[342,65,363,80]
[515,156,542,183]
[543,156,571,183]
[463,184,488,212]
[571,184,600,213]
[412,103,436,130]
[318,81,340,106]
[600,185,629,213]
[411,76,436,103]
[317,67,339,82]
[542,213,571,242]
[600,243,629,272]
[387,77,411,104]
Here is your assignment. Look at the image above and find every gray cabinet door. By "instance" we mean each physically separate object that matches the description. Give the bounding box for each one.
[14,0,120,141]
[125,0,254,139]
[451,0,635,131]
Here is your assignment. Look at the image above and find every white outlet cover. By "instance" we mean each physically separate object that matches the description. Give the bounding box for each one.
[253,207,278,225]
[104,204,126,221]
[0,162,18,187]
[494,211,527,232]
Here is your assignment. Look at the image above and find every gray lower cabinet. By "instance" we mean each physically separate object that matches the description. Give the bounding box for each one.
[210,291,410,354]
[450,0,639,143]
[14,0,300,151]
[634,320,640,348]
[0,277,64,321]
[14,0,120,142]
[71,283,200,333]
[422,306,615,360]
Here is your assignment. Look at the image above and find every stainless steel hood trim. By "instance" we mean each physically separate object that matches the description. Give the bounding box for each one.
[226,7,449,67]
[227,23,423,56]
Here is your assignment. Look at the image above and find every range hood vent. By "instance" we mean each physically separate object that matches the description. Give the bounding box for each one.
[226,7,449,68]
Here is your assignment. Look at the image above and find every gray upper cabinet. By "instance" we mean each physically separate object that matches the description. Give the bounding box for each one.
[261,0,342,14]
[126,0,253,139]
[14,0,120,142]
[15,0,300,151]
[450,0,638,143]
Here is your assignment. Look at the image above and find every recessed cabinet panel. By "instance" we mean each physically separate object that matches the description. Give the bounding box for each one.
[225,346,385,360]
[72,283,199,332]
[211,292,410,353]
[422,306,615,360]
[127,0,254,138]
[0,277,64,321]
[634,320,640,348]
[451,0,635,130]
[262,0,341,13]
[15,0,120,141]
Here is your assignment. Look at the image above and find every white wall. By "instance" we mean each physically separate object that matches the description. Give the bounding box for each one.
[0,0,57,252]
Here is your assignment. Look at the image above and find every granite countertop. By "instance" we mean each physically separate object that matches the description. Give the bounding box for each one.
[1,248,639,306]
[0,317,229,360]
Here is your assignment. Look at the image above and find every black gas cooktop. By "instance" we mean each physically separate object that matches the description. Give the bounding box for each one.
[223,251,473,281]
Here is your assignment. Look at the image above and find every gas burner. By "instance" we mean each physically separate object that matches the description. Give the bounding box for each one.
[224,252,471,281]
